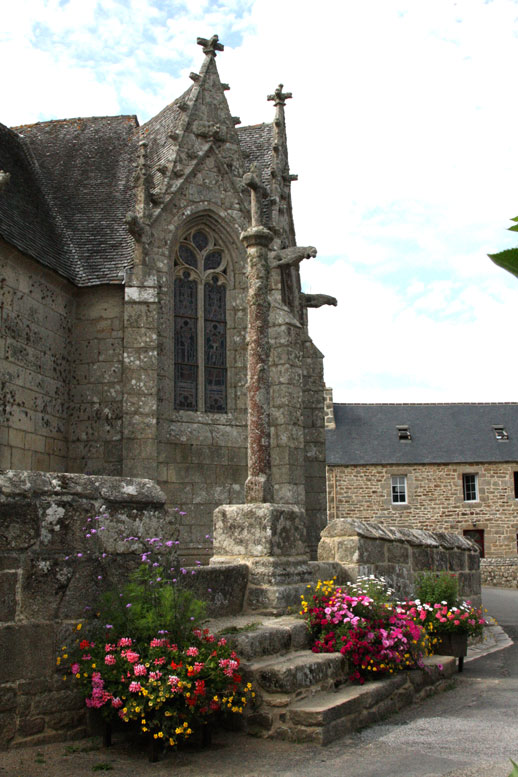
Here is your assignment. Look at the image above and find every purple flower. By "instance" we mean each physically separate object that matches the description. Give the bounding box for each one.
[97,575,102,580]
[105,624,113,629]
[126,603,132,609]
[77,553,83,558]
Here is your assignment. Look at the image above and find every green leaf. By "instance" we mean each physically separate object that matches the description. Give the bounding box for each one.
[510,216,518,222]
[508,224,518,232]
[508,759,518,777]
[488,248,518,279]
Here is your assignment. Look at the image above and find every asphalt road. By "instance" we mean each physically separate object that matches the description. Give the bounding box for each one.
[2,586,517,777]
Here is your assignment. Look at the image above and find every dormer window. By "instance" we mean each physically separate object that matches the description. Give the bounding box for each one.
[397,425,411,441]
[493,425,509,441]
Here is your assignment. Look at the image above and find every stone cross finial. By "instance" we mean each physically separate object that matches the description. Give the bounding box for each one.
[267,84,292,107]
[243,165,264,228]
[197,34,224,56]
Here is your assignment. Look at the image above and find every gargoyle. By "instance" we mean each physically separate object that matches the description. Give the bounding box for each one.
[269,245,317,268]
[301,293,338,308]
[0,171,11,191]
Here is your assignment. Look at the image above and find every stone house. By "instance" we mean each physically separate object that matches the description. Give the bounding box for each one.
[0,36,328,562]
[325,398,518,586]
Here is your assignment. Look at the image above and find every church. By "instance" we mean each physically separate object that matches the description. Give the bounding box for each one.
[0,35,329,562]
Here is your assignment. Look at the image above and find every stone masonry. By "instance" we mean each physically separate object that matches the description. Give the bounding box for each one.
[0,37,331,564]
[327,462,518,586]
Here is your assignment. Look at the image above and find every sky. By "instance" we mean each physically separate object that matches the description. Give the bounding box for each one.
[2,0,518,403]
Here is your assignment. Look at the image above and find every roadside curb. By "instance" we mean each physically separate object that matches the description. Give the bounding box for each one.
[465,618,513,663]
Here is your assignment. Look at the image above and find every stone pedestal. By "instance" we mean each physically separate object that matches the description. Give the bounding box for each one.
[210,503,313,613]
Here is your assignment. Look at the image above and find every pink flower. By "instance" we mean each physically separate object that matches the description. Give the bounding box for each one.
[111,697,123,708]
[71,663,80,675]
[134,664,147,676]
[105,655,116,666]
[186,646,199,657]
[129,681,141,693]
[118,637,132,647]
[105,643,116,652]
[122,650,140,663]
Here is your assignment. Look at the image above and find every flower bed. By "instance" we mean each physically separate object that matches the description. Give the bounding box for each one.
[59,515,253,758]
[300,574,486,684]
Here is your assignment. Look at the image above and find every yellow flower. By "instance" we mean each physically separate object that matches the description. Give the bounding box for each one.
[91,663,96,669]
[158,732,164,738]
[175,727,183,735]
[169,738,175,747]
[76,623,82,631]
[75,673,80,678]
[56,657,61,665]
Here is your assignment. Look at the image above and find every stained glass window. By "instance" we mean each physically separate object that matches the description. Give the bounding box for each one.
[174,228,227,413]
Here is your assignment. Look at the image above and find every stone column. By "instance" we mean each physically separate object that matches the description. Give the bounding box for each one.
[210,170,312,613]
[241,170,275,503]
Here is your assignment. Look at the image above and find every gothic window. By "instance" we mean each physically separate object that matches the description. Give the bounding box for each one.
[173,228,227,412]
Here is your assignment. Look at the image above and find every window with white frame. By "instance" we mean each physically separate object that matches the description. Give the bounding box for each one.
[463,473,478,502]
[391,475,407,504]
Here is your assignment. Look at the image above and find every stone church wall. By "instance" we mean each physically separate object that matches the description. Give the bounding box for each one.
[68,285,125,476]
[327,461,518,586]
[0,242,75,472]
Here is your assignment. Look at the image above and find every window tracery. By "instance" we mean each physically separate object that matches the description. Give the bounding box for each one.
[173,227,228,412]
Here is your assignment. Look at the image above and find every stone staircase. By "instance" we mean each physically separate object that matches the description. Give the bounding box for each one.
[208,614,456,745]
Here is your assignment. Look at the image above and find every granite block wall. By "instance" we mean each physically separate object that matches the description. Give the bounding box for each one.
[318,518,481,605]
[0,241,75,472]
[0,470,174,749]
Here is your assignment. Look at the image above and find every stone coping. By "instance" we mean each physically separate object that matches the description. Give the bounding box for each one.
[322,518,478,551]
[0,470,165,504]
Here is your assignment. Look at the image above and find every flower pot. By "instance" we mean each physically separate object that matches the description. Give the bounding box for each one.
[433,632,468,672]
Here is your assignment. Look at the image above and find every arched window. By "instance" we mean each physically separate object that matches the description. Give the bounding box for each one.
[173,227,228,412]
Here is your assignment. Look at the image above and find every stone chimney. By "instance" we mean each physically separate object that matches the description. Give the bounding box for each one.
[324,386,335,429]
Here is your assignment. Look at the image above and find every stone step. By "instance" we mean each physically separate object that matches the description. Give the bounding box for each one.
[248,650,348,694]
[210,615,312,660]
[283,655,457,744]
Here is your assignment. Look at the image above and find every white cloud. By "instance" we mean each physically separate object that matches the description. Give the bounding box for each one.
[2,0,518,401]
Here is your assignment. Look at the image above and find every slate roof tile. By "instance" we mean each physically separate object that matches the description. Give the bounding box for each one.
[327,403,518,465]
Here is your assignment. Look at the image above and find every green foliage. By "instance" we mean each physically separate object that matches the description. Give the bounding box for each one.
[508,760,518,777]
[488,217,518,279]
[96,564,206,648]
[414,571,458,608]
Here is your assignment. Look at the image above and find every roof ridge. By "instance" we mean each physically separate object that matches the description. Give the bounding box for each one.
[12,115,139,130]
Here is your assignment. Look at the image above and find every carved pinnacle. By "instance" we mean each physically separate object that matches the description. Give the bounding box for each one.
[267,84,293,107]
[197,34,224,56]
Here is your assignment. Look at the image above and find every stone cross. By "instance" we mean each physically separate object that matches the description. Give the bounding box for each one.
[197,34,224,57]
[241,171,274,503]
[267,84,292,107]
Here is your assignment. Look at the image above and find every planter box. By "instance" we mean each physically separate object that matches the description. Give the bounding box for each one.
[433,632,468,671]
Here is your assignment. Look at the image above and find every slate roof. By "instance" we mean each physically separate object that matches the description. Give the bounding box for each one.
[0,108,275,286]
[11,115,139,286]
[326,403,518,466]
[237,123,274,224]
[0,121,78,280]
